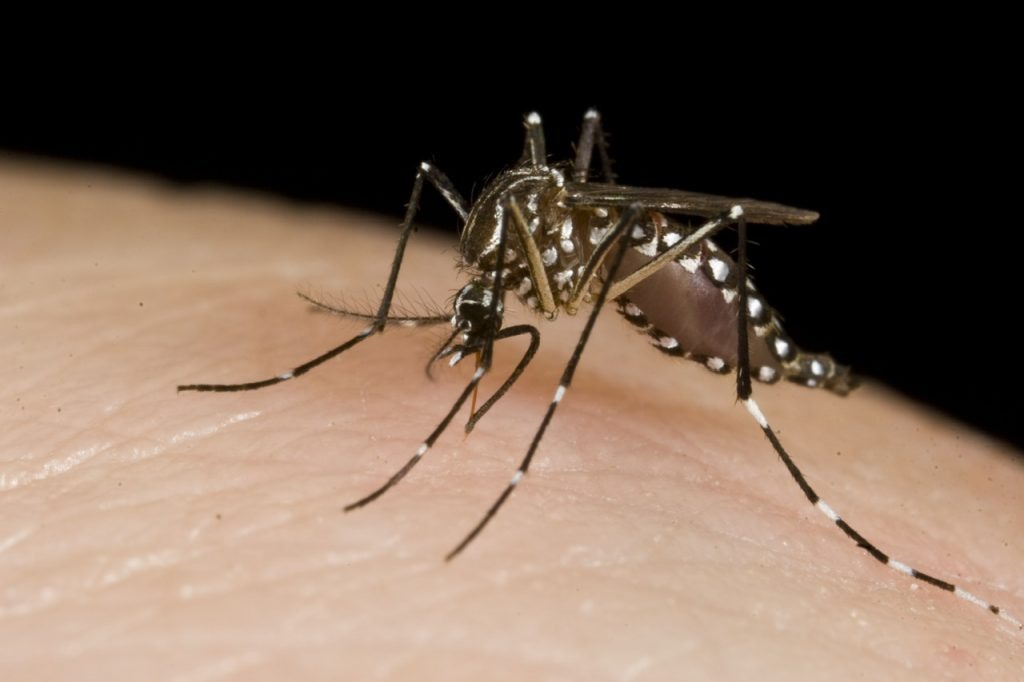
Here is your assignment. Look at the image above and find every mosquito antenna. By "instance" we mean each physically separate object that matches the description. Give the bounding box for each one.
[299,292,449,327]
[178,162,463,394]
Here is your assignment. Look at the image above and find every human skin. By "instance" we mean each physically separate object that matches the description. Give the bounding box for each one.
[1,157,1022,681]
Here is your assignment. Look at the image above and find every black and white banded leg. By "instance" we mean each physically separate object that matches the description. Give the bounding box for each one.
[573,108,615,183]
[446,204,643,561]
[731,207,1022,629]
[177,162,466,393]
[343,324,539,511]
[521,112,547,167]
[344,194,538,509]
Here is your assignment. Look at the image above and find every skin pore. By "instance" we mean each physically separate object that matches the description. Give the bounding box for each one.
[1,157,1022,681]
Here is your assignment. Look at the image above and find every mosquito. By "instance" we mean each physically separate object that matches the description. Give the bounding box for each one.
[179,110,1020,629]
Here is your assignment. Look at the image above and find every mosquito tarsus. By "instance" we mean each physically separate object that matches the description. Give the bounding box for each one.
[179,109,1020,629]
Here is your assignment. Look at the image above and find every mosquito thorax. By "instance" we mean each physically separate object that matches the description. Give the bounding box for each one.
[459,166,568,269]
[459,165,603,319]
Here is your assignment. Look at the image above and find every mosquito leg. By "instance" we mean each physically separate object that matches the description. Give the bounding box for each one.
[346,188,515,509]
[342,362,486,512]
[572,109,615,183]
[446,204,643,561]
[519,112,547,168]
[177,162,465,393]
[565,206,737,315]
[731,209,1022,629]
[464,325,540,433]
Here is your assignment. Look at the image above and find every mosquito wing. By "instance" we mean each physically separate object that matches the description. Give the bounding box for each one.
[563,182,819,226]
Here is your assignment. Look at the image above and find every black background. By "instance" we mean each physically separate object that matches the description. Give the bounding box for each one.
[2,44,1018,451]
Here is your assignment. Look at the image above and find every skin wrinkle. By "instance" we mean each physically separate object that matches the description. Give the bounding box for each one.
[0,158,1022,681]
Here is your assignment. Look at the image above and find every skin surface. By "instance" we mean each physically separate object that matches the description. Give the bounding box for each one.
[1,157,1022,681]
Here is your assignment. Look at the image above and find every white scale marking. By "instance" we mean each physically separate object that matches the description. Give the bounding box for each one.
[590,225,611,245]
[414,443,428,458]
[517,278,533,295]
[560,217,573,240]
[660,336,679,349]
[954,587,990,610]
[708,258,730,282]
[773,337,791,359]
[810,359,826,376]
[721,289,737,304]
[706,357,725,371]
[888,559,914,576]
[554,270,574,287]
[625,302,643,318]
[511,470,524,485]
[816,499,841,522]
[561,239,575,254]
[631,226,645,240]
[526,112,542,125]
[553,385,567,403]
[541,247,557,266]
[757,366,777,382]
[747,296,764,319]
[636,239,658,257]
[662,232,682,247]
[743,398,769,429]
[527,194,539,214]
[730,205,744,219]
[678,256,700,273]
[277,371,294,380]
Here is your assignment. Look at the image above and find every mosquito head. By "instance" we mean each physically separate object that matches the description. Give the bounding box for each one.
[452,280,503,347]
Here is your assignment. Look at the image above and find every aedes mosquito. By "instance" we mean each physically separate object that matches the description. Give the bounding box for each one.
[180,110,1020,629]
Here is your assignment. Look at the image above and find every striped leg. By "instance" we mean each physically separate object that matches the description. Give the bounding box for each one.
[446,204,643,561]
[343,324,539,511]
[572,108,615,183]
[177,162,466,393]
[733,209,1022,629]
[346,193,520,511]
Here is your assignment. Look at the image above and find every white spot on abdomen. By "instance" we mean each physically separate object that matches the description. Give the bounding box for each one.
[708,257,729,282]
[678,256,700,273]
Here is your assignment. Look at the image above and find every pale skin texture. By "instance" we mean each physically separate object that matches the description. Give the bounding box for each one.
[1,157,1022,681]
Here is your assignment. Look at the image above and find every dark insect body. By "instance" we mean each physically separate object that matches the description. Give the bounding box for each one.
[179,110,1019,629]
